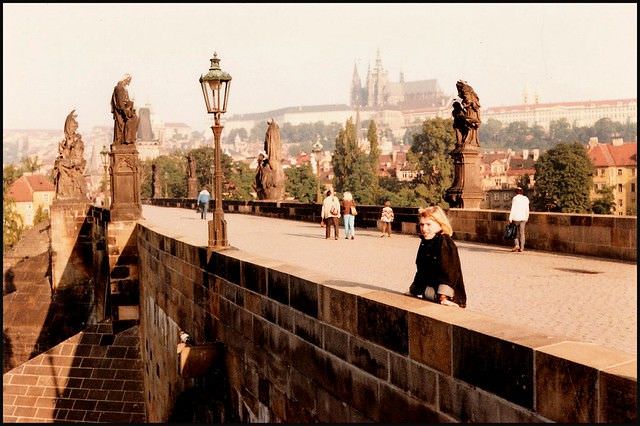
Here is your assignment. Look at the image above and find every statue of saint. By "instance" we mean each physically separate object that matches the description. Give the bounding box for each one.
[186,154,196,179]
[54,110,88,200]
[111,73,139,145]
[254,119,285,200]
[253,151,271,200]
[454,80,481,148]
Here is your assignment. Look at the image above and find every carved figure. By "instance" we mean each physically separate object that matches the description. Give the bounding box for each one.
[254,119,285,200]
[54,110,88,200]
[253,151,271,200]
[455,80,481,148]
[186,154,196,179]
[111,73,139,145]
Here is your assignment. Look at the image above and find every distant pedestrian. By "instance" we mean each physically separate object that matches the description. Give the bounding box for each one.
[341,191,357,240]
[408,206,466,308]
[380,200,394,237]
[508,187,530,252]
[197,186,211,220]
[321,189,341,240]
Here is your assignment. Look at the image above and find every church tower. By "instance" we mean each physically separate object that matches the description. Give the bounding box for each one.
[350,62,362,107]
[366,49,387,108]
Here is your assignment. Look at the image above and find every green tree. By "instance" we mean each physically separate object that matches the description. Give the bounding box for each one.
[532,142,594,213]
[3,196,24,248]
[367,120,380,200]
[478,118,503,147]
[516,174,533,197]
[548,118,574,145]
[332,118,377,204]
[33,204,49,226]
[409,117,456,207]
[20,156,42,173]
[285,164,317,203]
[224,160,255,200]
[593,118,618,142]
[3,164,23,189]
[591,184,616,214]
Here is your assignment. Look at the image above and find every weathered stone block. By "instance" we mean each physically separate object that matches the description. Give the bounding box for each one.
[348,335,388,380]
[319,285,357,334]
[293,310,322,347]
[535,342,634,423]
[267,269,289,305]
[408,312,451,374]
[452,327,533,409]
[378,382,440,422]
[357,297,408,355]
[289,277,318,318]
[322,323,349,361]
[242,262,267,295]
[439,375,501,422]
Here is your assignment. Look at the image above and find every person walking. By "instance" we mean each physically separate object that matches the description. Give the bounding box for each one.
[321,189,341,240]
[380,200,394,237]
[407,206,467,308]
[197,186,211,220]
[341,191,357,240]
[508,187,530,252]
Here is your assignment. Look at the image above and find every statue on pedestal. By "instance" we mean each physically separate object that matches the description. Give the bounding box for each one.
[111,73,139,145]
[53,110,88,201]
[445,80,483,209]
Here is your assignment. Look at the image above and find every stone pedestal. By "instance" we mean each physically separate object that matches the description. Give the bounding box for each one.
[445,147,484,209]
[188,177,198,199]
[50,201,92,291]
[109,144,141,221]
[106,220,140,323]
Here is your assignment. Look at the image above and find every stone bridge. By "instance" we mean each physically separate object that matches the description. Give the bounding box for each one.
[3,199,637,423]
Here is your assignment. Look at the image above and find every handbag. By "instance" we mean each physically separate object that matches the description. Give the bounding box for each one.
[504,223,517,240]
[350,205,357,216]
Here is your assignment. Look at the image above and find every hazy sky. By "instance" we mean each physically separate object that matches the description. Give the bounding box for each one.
[3,3,637,132]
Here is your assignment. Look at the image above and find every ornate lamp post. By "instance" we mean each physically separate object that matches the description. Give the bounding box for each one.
[200,52,231,249]
[311,137,323,203]
[99,145,110,207]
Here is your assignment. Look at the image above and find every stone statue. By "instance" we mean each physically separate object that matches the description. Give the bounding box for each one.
[53,110,88,201]
[111,73,139,145]
[454,80,481,149]
[187,154,196,179]
[151,163,161,199]
[254,119,285,200]
[445,80,483,209]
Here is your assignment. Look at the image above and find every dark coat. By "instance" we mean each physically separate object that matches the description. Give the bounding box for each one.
[409,232,467,308]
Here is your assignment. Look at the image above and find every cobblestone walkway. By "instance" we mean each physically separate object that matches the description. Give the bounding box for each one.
[141,206,637,355]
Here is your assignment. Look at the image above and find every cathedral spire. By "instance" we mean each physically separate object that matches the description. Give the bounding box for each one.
[351,62,362,107]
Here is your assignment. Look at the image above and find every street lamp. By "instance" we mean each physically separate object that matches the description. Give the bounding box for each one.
[200,52,232,249]
[99,144,110,207]
[311,137,323,203]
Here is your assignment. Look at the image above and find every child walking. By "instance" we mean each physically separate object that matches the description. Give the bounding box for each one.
[380,200,394,237]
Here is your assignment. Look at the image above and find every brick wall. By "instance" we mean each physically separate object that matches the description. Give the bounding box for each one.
[136,222,637,423]
[147,199,637,262]
[2,323,145,423]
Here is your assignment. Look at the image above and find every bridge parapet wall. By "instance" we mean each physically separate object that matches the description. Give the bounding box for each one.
[146,199,636,262]
[136,221,637,423]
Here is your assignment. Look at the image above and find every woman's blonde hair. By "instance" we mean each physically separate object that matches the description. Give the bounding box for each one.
[418,206,453,236]
[342,191,353,201]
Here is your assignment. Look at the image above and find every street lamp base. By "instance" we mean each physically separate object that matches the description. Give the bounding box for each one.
[208,212,228,249]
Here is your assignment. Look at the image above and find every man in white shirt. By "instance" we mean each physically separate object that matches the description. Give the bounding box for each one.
[321,189,341,240]
[508,187,530,252]
[197,187,211,220]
